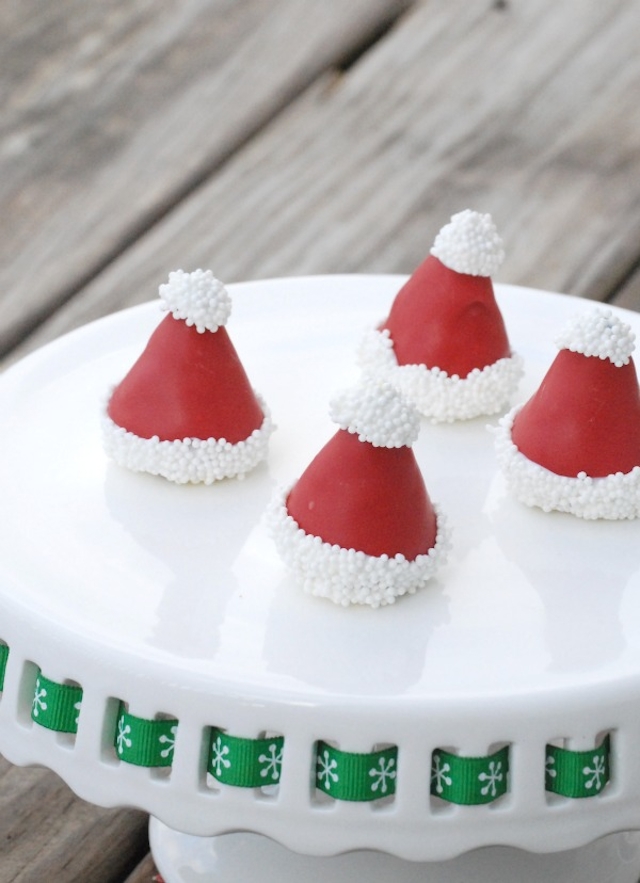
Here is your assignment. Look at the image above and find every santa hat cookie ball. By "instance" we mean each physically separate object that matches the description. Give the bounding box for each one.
[495,307,640,519]
[102,269,273,483]
[358,210,523,422]
[268,380,451,607]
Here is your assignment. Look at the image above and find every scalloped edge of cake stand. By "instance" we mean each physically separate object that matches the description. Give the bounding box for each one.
[149,818,640,883]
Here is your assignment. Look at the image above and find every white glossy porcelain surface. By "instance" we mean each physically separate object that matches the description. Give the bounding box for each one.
[149,821,640,883]
[1,276,639,857]
[0,276,638,703]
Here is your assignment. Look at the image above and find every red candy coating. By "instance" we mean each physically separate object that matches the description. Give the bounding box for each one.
[107,314,264,443]
[512,350,640,477]
[382,255,511,377]
[286,429,438,560]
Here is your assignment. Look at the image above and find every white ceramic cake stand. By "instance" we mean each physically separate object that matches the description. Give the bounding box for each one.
[1,276,640,883]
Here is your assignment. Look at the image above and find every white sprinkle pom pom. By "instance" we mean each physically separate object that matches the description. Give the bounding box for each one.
[555,307,635,367]
[494,407,640,520]
[267,488,451,608]
[358,328,523,423]
[329,380,420,448]
[101,393,273,484]
[431,210,505,277]
[159,269,232,333]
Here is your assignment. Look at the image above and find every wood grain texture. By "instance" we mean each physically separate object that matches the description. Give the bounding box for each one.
[2,0,640,878]
[0,756,149,882]
[612,266,640,314]
[0,0,412,354]
[8,0,640,368]
[122,854,159,883]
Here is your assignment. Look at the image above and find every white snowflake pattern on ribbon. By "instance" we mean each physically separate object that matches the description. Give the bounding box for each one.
[258,742,283,782]
[316,749,339,790]
[431,754,453,795]
[116,717,132,755]
[583,754,607,792]
[368,755,397,795]
[211,735,231,777]
[478,760,504,798]
[32,680,48,718]
[545,754,557,779]
[159,724,177,760]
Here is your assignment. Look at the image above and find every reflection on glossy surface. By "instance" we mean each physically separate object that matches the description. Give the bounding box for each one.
[103,463,273,661]
[0,278,639,704]
[263,571,450,696]
[490,477,635,674]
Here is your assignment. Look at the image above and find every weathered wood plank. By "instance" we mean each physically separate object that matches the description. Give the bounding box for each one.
[611,267,640,315]
[0,756,149,882]
[10,0,640,368]
[3,0,640,877]
[123,853,159,883]
[0,0,412,354]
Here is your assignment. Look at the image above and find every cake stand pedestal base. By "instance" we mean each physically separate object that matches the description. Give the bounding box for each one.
[149,819,640,883]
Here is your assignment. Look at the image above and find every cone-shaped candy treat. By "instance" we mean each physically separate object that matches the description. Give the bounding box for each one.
[268,380,450,607]
[359,210,522,421]
[103,269,273,483]
[495,308,640,519]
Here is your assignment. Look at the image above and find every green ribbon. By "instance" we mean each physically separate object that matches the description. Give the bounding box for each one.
[431,745,510,805]
[31,671,83,734]
[315,742,398,802]
[114,705,178,767]
[11,658,612,805]
[545,735,611,798]
[208,729,284,788]
[0,644,8,691]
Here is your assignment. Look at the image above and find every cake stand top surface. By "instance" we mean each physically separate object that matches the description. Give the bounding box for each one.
[2,275,640,858]
[0,275,638,712]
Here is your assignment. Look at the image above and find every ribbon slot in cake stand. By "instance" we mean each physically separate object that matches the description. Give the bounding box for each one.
[0,276,640,882]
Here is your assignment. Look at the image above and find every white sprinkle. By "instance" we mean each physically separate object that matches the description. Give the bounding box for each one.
[159,269,231,333]
[358,327,523,423]
[266,487,451,607]
[494,406,640,520]
[555,307,635,367]
[102,391,273,484]
[329,379,420,448]
[430,210,504,277]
